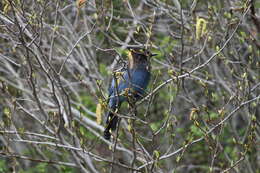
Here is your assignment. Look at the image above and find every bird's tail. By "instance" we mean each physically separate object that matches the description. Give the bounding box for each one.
[104,111,118,140]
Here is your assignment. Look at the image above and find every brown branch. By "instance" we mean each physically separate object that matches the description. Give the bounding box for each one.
[0,152,79,168]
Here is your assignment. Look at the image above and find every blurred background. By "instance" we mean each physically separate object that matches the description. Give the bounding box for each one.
[0,0,259,172]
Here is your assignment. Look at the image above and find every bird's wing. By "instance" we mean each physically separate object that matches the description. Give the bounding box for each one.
[124,69,150,98]
[108,78,115,97]
[112,69,150,95]
[130,69,150,89]
[108,69,127,98]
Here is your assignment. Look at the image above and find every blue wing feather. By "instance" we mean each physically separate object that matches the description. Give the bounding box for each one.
[108,68,150,106]
[106,68,150,128]
[104,63,151,140]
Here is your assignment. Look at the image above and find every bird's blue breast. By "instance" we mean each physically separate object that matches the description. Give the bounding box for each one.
[108,68,150,109]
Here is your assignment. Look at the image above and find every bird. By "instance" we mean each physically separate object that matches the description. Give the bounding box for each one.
[104,48,156,140]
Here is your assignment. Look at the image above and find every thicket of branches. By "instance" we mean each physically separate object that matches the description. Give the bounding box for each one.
[0,0,259,172]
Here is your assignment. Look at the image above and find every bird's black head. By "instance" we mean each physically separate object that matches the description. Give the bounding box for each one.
[127,48,156,69]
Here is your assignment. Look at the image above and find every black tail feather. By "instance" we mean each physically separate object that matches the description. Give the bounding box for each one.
[103,112,118,140]
[103,129,111,140]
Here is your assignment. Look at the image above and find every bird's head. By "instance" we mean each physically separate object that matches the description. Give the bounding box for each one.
[127,48,156,69]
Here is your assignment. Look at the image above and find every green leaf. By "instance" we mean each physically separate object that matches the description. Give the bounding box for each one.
[154,150,160,159]
[190,125,203,137]
[176,155,181,163]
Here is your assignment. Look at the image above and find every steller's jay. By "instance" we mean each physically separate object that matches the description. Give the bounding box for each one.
[104,48,156,140]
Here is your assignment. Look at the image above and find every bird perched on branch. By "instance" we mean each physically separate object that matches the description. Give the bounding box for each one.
[104,48,156,140]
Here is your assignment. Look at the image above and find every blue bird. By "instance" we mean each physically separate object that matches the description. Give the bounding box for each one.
[104,48,156,140]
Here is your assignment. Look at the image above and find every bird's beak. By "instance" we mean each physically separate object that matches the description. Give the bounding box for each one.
[150,53,157,57]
